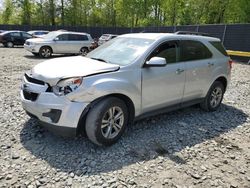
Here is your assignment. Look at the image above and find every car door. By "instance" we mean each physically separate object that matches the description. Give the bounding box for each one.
[21,32,32,44]
[10,32,22,45]
[79,34,91,49]
[68,34,82,53]
[53,34,69,53]
[141,40,186,113]
[179,40,213,102]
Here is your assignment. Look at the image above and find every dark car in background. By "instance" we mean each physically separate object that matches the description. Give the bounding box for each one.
[0,31,33,47]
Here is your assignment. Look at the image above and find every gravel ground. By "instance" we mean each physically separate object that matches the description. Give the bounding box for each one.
[0,47,249,188]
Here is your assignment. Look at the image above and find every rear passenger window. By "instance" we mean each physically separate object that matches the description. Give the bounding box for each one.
[180,40,212,61]
[149,41,178,64]
[209,41,228,56]
[11,32,21,37]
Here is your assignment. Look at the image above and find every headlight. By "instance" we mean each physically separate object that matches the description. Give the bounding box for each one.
[52,77,82,96]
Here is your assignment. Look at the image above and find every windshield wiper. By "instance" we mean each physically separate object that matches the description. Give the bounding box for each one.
[91,57,108,63]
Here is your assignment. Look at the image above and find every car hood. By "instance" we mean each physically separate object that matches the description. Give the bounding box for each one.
[30,56,120,86]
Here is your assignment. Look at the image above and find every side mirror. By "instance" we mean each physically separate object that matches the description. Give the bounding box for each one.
[53,37,59,41]
[145,57,167,67]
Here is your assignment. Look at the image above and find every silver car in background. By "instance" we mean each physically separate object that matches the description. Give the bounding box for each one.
[98,34,118,45]
[21,32,231,146]
[24,31,93,58]
[27,30,49,38]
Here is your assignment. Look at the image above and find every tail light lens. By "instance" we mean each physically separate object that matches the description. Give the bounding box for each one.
[228,59,233,69]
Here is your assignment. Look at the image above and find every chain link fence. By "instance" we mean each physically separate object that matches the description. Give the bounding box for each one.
[0,23,249,52]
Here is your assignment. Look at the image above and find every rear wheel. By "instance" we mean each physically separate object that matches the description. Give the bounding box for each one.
[80,47,88,56]
[85,97,128,146]
[6,42,14,48]
[200,81,225,111]
[39,46,52,58]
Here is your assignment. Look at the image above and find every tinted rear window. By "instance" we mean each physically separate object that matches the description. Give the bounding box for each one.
[69,34,88,41]
[180,40,212,61]
[210,41,228,56]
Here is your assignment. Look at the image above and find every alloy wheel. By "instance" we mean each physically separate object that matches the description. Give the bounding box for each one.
[41,48,51,58]
[210,87,223,108]
[101,106,124,139]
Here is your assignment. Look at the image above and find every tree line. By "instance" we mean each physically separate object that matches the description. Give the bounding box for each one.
[0,0,249,27]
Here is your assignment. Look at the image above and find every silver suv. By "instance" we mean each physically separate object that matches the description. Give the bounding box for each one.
[21,32,231,146]
[24,31,93,58]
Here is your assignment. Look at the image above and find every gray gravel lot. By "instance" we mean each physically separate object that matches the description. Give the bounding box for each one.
[0,47,250,188]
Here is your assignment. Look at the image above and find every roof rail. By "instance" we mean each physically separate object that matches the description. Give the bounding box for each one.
[175,31,210,36]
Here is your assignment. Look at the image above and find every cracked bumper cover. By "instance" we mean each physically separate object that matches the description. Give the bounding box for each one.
[21,90,89,137]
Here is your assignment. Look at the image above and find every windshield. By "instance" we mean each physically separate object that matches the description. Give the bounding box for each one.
[87,37,154,66]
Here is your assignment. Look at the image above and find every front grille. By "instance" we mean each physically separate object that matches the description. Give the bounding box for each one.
[25,74,45,85]
[23,90,39,101]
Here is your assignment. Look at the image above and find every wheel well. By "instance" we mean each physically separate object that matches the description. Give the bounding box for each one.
[40,46,53,53]
[76,94,135,136]
[215,76,227,90]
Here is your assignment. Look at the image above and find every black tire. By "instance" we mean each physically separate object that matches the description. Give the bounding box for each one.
[80,47,88,56]
[39,46,52,58]
[6,41,14,48]
[85,97,128,146]
[200,81,225,111]
[32,52,39,56]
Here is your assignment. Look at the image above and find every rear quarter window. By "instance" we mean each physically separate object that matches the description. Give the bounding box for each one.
[69,34,88,41]
[209,41,228,56]
[180,40,212,61]
[78,35,88,41]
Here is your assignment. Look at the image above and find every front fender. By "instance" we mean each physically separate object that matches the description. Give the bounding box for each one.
[67,70,142,116]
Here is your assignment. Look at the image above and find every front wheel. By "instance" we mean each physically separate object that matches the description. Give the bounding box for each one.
[85,97,128,146]
[39,46,52,58]
[200,81,225,111]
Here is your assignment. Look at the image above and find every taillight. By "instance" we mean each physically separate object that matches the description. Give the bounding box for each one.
[228,59,233,69]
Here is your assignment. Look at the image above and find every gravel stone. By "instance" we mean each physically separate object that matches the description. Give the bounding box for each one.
[5,174,12,180]
[0,47,249,188]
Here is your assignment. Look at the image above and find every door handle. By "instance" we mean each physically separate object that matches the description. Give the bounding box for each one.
[176,68,184,74]
[208,62,214,67]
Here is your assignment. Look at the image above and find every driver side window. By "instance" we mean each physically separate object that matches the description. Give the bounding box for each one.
[149,41,178,64]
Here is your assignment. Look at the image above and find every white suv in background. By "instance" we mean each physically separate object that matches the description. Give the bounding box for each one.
[24,31,93,58]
